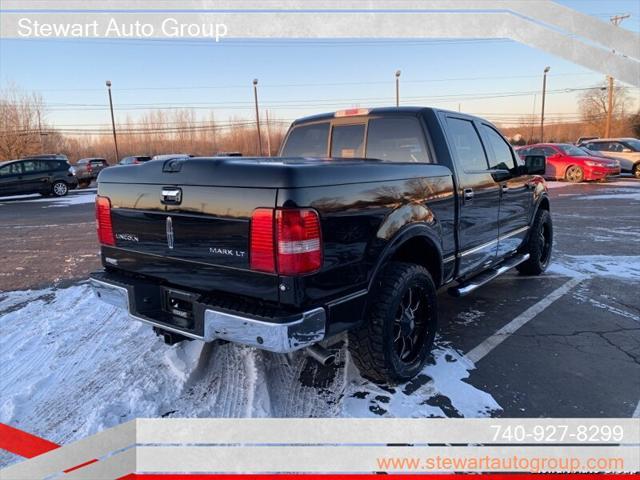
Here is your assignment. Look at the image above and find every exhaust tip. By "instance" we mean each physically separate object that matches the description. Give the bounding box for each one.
[305,344,336,367]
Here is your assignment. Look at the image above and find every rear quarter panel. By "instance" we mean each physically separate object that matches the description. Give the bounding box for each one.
[276,170,455,320]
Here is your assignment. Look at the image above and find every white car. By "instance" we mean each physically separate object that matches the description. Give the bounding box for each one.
[580,138,640,179]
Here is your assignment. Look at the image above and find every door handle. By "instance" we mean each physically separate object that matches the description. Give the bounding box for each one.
[501,184,509,194]
[463,188,474,202]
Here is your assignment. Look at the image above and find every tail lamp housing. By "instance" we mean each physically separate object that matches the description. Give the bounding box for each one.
[96,196,115,246]
[250,208,322,275]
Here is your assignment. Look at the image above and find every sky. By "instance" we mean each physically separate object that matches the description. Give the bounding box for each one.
[1,0,639,132]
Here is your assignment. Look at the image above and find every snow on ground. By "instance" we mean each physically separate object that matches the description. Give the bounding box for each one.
[0,191,96,207]
[576,188,640,202]
[0,283,500,462]
[548,255,640,280]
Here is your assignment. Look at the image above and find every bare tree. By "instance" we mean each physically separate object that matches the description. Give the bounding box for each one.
[579,82,630,137]
[0,87,47,160]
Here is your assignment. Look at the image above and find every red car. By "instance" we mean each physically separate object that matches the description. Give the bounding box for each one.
[516,143,620,182]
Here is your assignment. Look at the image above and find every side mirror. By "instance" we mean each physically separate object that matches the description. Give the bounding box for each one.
[524,155,546,175]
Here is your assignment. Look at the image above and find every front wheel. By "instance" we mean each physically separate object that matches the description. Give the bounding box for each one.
[517,209,553,276]
[348,262,438,385]
[565,165,584,183]
[633,164,640,180]
[51,181,69,197]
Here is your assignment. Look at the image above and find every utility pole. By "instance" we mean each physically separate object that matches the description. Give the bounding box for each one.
[605,14,630,138]
[265,109,272,157]
[540,66,550,143]
[529,93,537,144]
[253,79,262,156]
[395,70,401,107]
[37,108,44,152]
[105,80,120,162]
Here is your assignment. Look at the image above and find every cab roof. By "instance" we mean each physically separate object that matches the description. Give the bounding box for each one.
[291,106,484,126]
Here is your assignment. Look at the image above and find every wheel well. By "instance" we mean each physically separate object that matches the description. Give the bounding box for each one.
[538,196,550,212]
[390,236,442,287]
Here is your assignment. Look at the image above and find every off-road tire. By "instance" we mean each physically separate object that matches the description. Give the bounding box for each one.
[348,261,438,385]
[517,209,553,275]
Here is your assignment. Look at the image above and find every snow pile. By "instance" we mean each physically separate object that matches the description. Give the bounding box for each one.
[0,283,501,459]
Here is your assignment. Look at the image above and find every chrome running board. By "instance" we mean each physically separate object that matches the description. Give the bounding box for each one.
[448,253,530,297]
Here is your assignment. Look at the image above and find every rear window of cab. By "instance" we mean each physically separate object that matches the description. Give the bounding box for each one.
[281,116,431,163]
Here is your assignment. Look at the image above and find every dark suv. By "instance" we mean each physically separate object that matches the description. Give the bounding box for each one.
[0,157,78,197]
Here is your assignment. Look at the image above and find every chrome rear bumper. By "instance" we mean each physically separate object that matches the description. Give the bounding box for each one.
[90,274,326,353]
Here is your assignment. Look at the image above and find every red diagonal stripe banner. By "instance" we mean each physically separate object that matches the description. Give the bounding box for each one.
[0,423,60,459]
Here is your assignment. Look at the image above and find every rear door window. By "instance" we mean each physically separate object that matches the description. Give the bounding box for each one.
[331,124,365,158]
[446,117,488,172]
[481,124,516,170]
[281,122,330,157]
[21,161,44,173]
[366,117,430,162]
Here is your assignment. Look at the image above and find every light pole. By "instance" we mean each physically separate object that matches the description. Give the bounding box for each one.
[540,66,550,143]
[106,80,119,162]
[395,70,401,107]
[253,79,262,156]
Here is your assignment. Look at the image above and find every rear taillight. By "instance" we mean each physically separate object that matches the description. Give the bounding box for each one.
[249,208,275,273]
[249,208,322,275]
[276,209,322,275]
[87,164,93,172]
[96,196,115,246]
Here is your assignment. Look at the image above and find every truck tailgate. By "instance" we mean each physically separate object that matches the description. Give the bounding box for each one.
[97,163,278,299]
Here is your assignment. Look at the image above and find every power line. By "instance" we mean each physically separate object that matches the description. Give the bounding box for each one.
[27,72,601,92]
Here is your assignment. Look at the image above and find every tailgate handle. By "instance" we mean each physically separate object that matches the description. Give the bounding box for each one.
[161,187,182,205]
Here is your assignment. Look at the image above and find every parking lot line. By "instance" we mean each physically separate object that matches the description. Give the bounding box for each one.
[464,276,584,364]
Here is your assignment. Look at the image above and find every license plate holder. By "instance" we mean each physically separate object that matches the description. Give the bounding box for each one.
[162,287,197,329]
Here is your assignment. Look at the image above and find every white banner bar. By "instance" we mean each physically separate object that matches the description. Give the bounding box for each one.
[136,445,639,473]
[137,418,640,445]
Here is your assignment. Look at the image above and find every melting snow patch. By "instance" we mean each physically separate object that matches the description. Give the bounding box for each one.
[576,188,640,202]
[0,192,95,207]
[342,346,501,418]
[549,255,640,280]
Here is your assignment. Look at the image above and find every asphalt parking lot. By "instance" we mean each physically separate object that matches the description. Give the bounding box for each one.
[0,178,638,444]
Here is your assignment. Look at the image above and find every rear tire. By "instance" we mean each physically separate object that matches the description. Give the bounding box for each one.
[51,181,69,197]
[633,164,640,180]
[565,165,584,183]
[348,261,438,385]
[517,209,553,276]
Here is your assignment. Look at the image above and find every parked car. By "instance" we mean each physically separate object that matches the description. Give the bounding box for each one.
[576,136,598,145]
[118,155,153,166]
[91,106,551,384]
[0,157,78,197]
[578,138,640,179]
[516,143,620,182]
[74,157,109,187]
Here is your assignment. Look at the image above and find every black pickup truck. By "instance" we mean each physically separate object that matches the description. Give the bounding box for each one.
[90,107,551,384]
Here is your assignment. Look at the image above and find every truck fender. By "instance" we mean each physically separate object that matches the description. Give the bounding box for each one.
[368,221,444,292]
[530,188,551,224]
